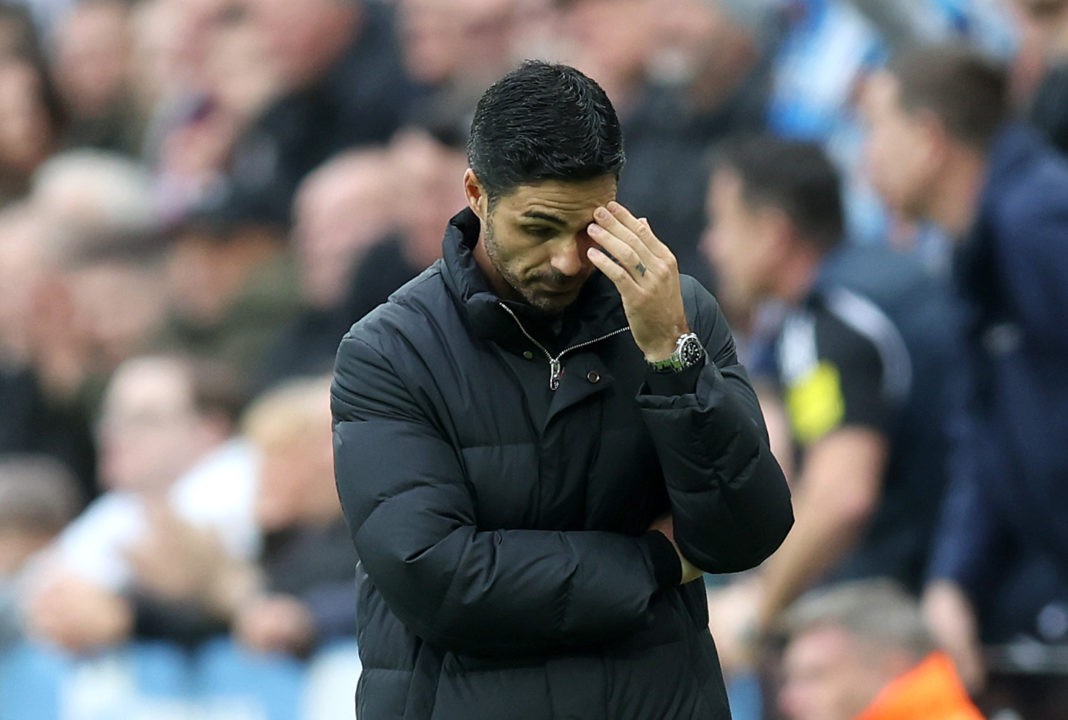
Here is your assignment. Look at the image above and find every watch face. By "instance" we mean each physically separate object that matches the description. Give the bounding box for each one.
[680,336,705,366]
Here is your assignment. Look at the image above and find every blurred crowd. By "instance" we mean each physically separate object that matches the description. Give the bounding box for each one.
[0,0,1066,719]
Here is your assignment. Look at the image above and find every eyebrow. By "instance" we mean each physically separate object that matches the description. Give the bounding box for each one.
[520,210,568,227]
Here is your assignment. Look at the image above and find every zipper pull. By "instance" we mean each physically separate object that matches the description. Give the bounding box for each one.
[549,358,562,391]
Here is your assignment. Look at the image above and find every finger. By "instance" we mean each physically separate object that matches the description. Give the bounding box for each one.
[592,206,655,266]
[588,222,652,283]
[606,202,671,260]
[586,245,638,292]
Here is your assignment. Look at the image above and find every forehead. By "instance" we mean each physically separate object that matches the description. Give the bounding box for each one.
[496,176,617,222]
[710,167,744,201]
[709,167,762,220]
[861,72,904,117]
[784,625,859,671]
[105,360,190,410]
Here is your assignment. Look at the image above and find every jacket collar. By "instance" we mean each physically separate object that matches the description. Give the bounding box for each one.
[440,208,629,352]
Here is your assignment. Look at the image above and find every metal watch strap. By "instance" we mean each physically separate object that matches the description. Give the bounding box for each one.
[647,332,703,373]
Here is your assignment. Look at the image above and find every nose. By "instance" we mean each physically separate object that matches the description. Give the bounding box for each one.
[703,224,731,272]
[700,225,717,264]
[549,232,592,278]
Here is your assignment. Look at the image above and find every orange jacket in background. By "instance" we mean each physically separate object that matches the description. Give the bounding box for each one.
[855,652,984,720]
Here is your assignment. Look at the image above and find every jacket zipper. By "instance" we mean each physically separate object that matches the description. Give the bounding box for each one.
[497,303,632,391]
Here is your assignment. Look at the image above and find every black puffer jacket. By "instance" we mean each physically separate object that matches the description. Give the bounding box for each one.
[332,209,792,720]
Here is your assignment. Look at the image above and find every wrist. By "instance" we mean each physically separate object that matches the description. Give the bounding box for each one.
[643,325,691,363]
[646,331,704,373]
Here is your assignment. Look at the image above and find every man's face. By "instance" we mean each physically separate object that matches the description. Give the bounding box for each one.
[1011,0,1068,57]
[777,626,887,720]
[859,73,935,221]
[702,168,776,313]
[97,359,201,493]
[472,173,617,314]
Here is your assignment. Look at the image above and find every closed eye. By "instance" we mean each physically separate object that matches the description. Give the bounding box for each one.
[522,225,557,239]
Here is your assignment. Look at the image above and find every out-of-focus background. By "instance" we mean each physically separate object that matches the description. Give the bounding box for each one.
[0,1,1064,719]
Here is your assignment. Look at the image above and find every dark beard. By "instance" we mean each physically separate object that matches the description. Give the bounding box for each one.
[483,219,574,314]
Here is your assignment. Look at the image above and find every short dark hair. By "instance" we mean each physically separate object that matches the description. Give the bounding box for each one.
[714,136,845,250]
[888,44,1009,150]
[467,60,625,201]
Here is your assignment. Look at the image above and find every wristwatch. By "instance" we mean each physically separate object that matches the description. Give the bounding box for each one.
[647,332,705,373]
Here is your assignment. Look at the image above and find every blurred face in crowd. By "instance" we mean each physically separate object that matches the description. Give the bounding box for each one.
[53,0,131,116]
[467,171,615,314]
[859,73,939,223]
[254,414,337,532]
[203,4,277,120]
[164,224,283,325]
[391,129,468,266]
[398,0,466,84]
[65,259,166,373]
[559,0,653,93]
[97,358,208,493]
[294,152,393,307]
[703,168,780,313]
[1011,0,1068,57]
[0,208,46,362]
[0,59,58,175]
[778,625,891,720]
[648,0,733,80]
[247,0,357,89]
[399,0,522,87]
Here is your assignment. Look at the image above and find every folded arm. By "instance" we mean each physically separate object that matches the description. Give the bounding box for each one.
[332,336,680,656]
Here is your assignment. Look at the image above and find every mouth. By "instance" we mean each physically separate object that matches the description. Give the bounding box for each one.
[535,283,581,297]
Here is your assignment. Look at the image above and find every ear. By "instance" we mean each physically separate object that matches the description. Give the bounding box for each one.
[464,168,487,220]
[761,207,795,257]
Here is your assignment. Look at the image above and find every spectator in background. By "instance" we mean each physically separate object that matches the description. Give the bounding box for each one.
[49,0,141,155]
[22,353,258,652]
[19,150,160,419]
[555,0,655,118]
[83,375,354,658]
[31,148,154,233]
[340,122,468,324]
[227,0,415,221]
[31,228,167,409]
[231,376,356,657]
[255,148,395,391]
[702,138,955,677]
[157,200,300,373]
[1,151,159,497]
[0,204,98,497]
[862,45,1068,719]
[618,0,769,288]
[0,455,83,651]
[1011,0,1068,153]
[0,1,40,58]
[775,580,982,720]
[397,0,546,118]
[0,52,65,204]
[149,0,280,224]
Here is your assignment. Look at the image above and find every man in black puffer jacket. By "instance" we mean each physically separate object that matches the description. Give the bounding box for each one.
[331,61,793,720]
